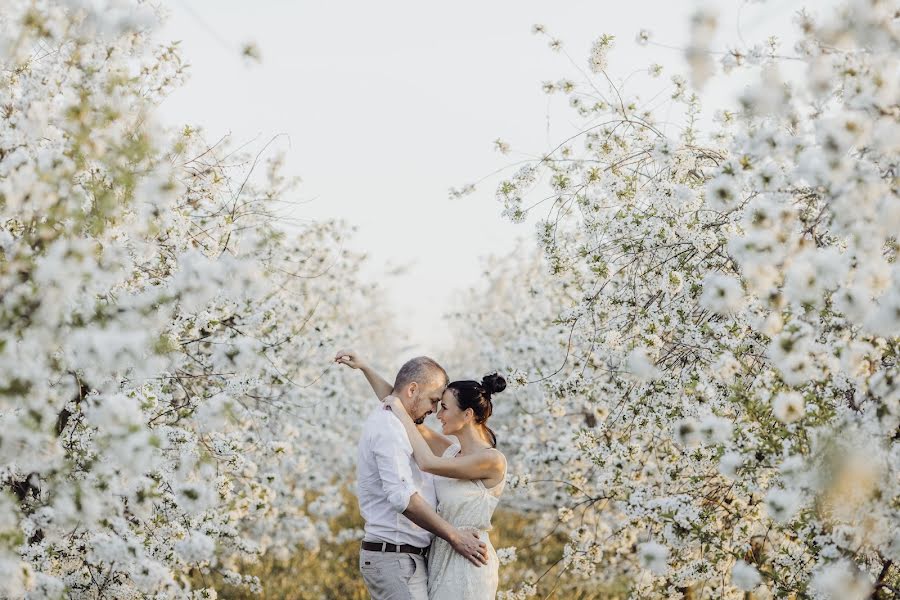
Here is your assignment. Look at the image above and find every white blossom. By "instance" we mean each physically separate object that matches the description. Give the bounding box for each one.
[731,560,762,591]
[455,2,899,588]
[699,273,745,315]
[637,542,668,575]
[809,560,872,600]
[764,488,803,524]
[772,391,805,423]
[497,546,518,565]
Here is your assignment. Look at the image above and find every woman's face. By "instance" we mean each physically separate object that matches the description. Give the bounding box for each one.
[437,389,471,435]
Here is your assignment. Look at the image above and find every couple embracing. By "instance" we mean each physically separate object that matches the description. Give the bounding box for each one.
[335,350,508,600]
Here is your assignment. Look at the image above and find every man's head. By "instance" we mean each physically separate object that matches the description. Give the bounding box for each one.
[392,356,448,424]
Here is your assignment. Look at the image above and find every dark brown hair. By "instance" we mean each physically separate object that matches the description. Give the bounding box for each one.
[448,373,506,448]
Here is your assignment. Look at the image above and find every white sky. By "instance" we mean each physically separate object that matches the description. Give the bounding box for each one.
[155,0,830,360]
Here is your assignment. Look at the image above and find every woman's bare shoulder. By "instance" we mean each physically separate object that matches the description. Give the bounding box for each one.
[477,447,506,468]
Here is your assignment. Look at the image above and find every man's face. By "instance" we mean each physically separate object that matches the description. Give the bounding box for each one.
[410,380,446,425]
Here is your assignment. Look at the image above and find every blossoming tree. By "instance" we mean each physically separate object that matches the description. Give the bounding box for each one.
[454,2,899,598]
[0,2,394,597]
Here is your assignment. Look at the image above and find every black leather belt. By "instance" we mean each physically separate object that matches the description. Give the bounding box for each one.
[361,541,429,556]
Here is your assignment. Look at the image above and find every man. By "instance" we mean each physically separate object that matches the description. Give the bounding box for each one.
[337,352,487,600]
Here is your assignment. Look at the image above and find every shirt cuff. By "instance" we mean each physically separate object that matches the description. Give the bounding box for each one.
[387,485,417,513]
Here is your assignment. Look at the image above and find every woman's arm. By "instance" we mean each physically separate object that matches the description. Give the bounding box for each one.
[334,349,392,400]
[334,350,453,456]
[385,396,505,482]
[335,350,455,455]
[417,424,454,458]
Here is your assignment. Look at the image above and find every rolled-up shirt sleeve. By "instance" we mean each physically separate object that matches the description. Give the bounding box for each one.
[371,419,418,513]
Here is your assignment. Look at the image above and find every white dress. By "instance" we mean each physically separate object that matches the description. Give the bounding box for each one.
[427,438,506,600]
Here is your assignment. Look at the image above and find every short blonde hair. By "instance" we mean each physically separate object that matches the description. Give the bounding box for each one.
[393,356,448,391]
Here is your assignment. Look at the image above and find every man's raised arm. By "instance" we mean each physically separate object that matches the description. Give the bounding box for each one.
[334,349,393,400]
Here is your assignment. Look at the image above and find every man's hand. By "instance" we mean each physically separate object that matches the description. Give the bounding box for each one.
[334,349,366,370]
[449,528,488,567]
[334,350,394,401]
[402,495,486,567]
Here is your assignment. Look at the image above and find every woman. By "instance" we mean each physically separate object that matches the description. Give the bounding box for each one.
[335,350,507,600]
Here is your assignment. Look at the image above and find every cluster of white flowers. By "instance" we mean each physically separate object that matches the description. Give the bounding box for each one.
[0,2,396,597]
[496,546,517,566]
[589,34,616,74]
[453,1,898,597]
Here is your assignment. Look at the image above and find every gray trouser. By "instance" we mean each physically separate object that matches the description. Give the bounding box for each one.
[359,549,428,600]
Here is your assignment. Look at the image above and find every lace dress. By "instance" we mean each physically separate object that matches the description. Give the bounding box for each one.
[427,438,506,600]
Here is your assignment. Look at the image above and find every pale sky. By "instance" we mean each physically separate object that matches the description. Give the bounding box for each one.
[156,0,828,359]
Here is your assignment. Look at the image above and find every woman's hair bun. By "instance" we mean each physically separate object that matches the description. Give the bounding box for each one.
[481,373,506,395]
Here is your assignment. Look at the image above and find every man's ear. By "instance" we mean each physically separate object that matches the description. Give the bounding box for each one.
[407,382,418,398]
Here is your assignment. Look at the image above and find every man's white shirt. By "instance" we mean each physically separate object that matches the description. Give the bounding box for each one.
[357,405,436,547]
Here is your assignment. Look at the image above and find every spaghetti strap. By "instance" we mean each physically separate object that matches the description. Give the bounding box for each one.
[481,450,507,495]
[441,436,461,458]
